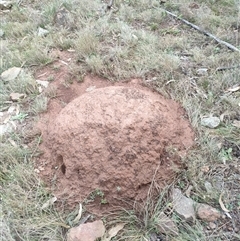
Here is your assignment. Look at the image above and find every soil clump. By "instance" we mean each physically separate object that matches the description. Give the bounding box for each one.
[37,76,194,213]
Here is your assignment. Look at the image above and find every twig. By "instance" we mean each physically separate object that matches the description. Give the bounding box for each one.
[161,8,240,53]
[79,214,91,224]
[216,65,240,71]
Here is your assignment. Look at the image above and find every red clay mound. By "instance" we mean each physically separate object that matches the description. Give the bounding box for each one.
[40,85,194,212]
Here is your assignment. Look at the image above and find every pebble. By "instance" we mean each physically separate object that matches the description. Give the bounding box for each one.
[201,116,220,128]
[1,67,23,82]
[38,27,49,37]
[197,68,208,76]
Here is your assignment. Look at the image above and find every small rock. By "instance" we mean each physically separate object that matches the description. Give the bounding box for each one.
[201,117,220,128]
[67,220,105,241]
[38,27,49,37]
[196,203,221,222]
[172,188,196,222]
[157,212,179,236]
[10,93,25,101]
[1,67,23,82]
[208,222,217,229]
[0,0,13,10]
[36,79,49,88]
[197,68,208,76]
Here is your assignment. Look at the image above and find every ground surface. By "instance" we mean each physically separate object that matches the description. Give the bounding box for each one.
[1,0,240,240]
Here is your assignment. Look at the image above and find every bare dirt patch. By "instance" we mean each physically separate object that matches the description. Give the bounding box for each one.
[36,63,194,214]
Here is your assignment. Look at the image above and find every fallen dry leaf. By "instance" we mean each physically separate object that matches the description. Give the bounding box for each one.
[219,193,230,213]
[102,223,125,241]
[41,196,57,210]
[8,138,17,147]
[226,85,240,92]
[67,220,105,241]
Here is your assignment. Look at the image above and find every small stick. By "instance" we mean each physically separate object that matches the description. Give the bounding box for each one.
[162,9,240,53]
[79,214,91,224]
[216,65,240,71]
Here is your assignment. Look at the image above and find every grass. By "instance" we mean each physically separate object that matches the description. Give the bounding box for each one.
[30,95,48,114]
[104,189,171,241]
[0,141,66,241]
[1,0,240,240]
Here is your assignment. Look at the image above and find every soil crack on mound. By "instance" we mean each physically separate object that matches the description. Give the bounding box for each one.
[38,79,194,213]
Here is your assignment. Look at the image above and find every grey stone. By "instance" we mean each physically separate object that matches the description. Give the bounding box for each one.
[1,67,23,82]
[172,188,196,222]
[201,116,220,128]
[197,68,208,76]
[38,27,49,37]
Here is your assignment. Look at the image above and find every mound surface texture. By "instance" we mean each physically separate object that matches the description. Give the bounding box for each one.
[43,86,194,209]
